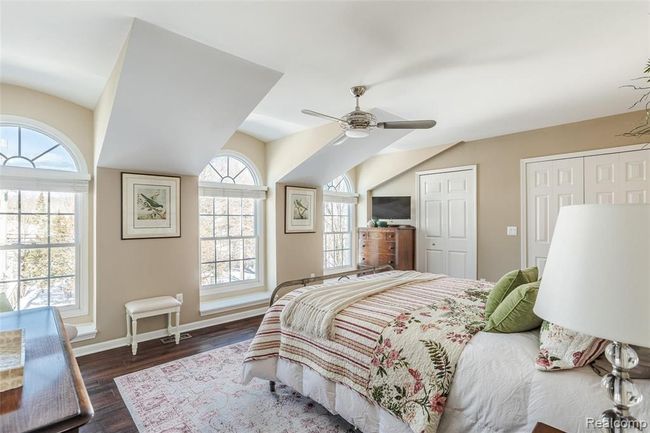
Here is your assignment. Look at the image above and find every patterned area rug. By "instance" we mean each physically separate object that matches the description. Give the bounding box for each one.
[114,340,355,433]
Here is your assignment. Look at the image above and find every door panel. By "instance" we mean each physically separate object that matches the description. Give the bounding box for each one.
[584,150,649,204]
[448,251,467,277]
[526,158,584,274]
[426,249,444,274]
[425,200,442,237]
[448,200,467,238]
[418,169,476,278]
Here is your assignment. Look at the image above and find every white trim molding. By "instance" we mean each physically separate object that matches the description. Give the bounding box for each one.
[72,306,267,357]
[519,143,649,268]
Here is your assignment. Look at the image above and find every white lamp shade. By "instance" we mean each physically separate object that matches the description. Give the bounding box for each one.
[534,204,650,347]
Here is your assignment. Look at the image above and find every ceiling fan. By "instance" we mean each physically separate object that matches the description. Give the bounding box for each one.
[301,85,436,146]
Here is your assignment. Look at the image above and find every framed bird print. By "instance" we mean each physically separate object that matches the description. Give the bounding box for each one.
[285,185,316,233]
[121,172,181,239]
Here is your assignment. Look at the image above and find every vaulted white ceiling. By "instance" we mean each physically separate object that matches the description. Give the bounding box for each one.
[1,1,648,151]
[95,20,281,174]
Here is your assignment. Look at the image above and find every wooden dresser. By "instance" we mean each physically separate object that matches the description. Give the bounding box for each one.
[358,226,415,270]
[0,307,93,432]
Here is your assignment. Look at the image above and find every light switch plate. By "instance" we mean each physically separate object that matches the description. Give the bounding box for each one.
[506,226,518,236]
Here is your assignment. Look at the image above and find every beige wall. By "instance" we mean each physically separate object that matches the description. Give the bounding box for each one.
[0,84,95,324]
[356,143,459,225]
[0,89,267,345]
[80,131,267,345]
[274,183,324,285]
[371,110,648,282]
[92,167,201,339]
[264,123,339,288]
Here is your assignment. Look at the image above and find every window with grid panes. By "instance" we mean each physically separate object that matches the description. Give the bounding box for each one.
[323,175,354,270]
[199,154,261,289]
[0,124,84,313]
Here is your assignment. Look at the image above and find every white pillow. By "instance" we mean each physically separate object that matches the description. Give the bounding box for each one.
[535,321,607,371]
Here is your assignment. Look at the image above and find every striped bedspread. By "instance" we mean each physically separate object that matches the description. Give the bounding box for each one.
[244,271,493,397]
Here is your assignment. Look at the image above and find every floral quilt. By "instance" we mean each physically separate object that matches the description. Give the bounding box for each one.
[366,288,489,433]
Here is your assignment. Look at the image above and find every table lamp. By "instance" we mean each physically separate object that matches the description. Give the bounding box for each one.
[534,204,649,432]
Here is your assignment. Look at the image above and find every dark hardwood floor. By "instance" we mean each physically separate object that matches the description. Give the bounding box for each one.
[77,316,263,433]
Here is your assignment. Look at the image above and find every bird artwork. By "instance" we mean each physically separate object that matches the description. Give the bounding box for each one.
[137,190,167,220]
[292,198,309,220]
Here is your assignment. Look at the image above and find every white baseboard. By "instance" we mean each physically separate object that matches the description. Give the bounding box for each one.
[73,306,266,357]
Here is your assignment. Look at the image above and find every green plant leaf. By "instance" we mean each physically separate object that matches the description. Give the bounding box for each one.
[421,339,453,392]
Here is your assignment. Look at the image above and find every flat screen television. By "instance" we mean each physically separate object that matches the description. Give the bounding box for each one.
[372,196,411,220]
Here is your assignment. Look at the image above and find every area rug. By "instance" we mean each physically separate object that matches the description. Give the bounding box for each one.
[114,340,355,433]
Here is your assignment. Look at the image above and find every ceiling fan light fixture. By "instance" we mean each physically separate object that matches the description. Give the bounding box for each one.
[345,129,370,138]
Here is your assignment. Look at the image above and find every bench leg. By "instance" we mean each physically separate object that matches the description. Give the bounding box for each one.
[125,310,131,344]
[167,312,172,336]
[175,310,180,344]
[131,319,138,355]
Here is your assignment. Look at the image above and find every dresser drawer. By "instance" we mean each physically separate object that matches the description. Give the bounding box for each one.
[359,253,395,267]
[360,239,395,252]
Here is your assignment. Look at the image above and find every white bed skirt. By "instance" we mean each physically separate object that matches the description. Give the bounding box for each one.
[242,356,413,433]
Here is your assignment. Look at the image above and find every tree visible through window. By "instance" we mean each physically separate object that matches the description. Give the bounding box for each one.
[199,154,262,290]
[323,175,354,270]
[0,124,82,312]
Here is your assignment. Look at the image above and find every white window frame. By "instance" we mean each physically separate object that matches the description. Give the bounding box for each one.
[198,150,267,296]
[323,175,358,274]
[0,115,90,319]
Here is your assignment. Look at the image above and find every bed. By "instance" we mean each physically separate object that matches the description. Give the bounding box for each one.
[242,269,650,433]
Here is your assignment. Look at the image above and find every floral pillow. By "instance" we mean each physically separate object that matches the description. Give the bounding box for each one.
[535,321,607,371]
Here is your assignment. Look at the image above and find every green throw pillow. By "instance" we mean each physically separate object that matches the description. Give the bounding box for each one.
[484,280,543,333]
[484,267,538,318]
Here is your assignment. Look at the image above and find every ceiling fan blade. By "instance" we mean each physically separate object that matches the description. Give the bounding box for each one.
[377,120,436,129]
[331,133,348,146]
[301,109,347,123]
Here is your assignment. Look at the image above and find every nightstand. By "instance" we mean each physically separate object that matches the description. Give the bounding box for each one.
[532,422,566,433]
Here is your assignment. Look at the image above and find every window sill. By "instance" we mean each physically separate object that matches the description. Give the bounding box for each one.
[67,322,97,342]
[200,281,265,297]
[200,291,271,317]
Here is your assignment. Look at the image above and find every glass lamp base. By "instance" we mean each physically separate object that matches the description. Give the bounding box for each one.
[599,341,644,432]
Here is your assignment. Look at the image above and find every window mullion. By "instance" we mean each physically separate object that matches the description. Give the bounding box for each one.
[47,192,52,306]
[16,191,21,310]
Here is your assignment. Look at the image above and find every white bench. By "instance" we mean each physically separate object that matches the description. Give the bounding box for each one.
[125,296,182,355]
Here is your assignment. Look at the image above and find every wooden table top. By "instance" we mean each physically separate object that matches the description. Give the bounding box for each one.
[0,307,93,433]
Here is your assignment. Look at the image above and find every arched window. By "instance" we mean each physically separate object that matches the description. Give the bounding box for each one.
[198,152,266,293]
[324,175,352,193]
[0,125,78,171]
[199,154,258,185]
[323,175,357,271]
[0,118,90,317]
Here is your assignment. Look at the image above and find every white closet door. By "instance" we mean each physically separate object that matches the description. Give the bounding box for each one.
[526,158,584,273]
[585,149,650,204]
[418,168,476,279]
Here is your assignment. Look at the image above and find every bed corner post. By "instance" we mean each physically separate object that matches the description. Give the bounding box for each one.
[269,381,276,392]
